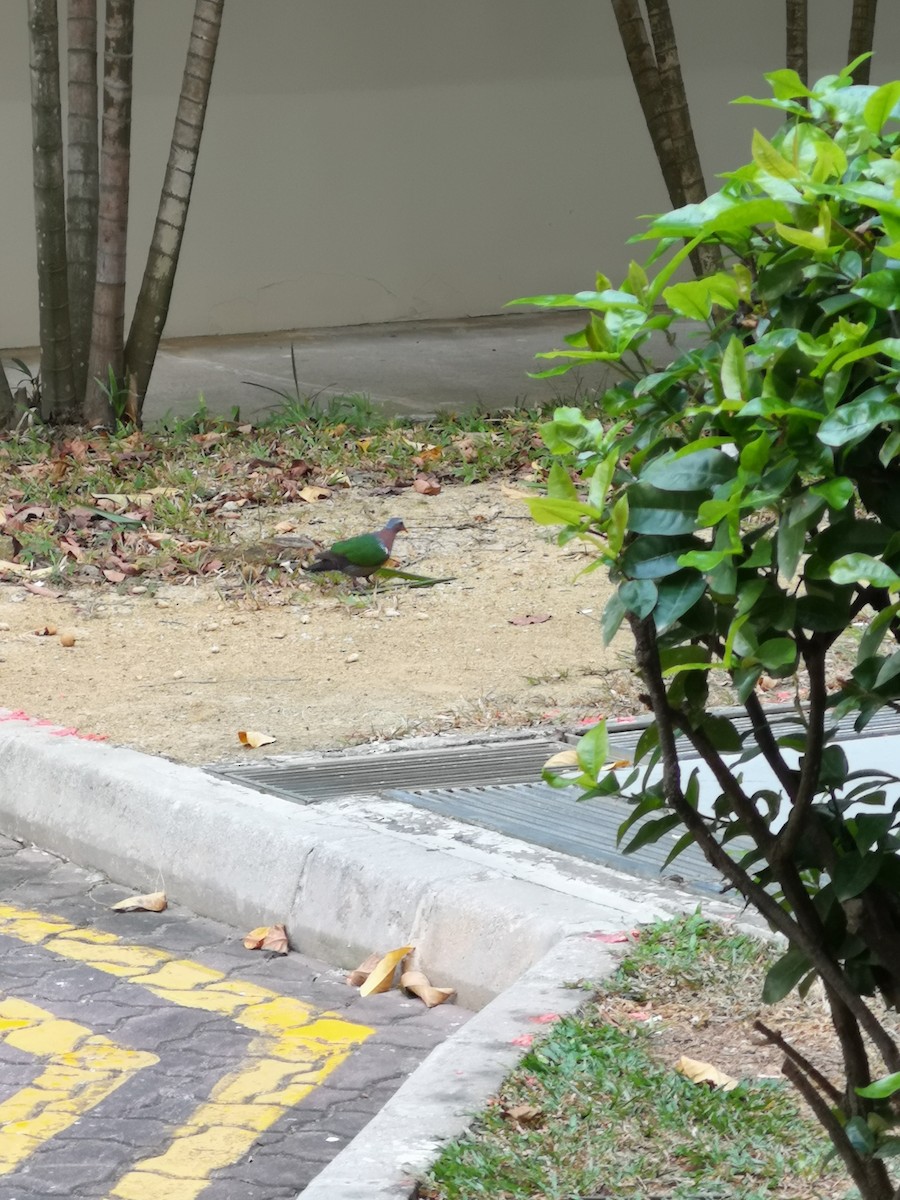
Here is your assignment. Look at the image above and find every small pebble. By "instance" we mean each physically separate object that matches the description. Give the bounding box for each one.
[173,670,185,680]
[0,622,10,631]
[383,609,400,618]
[415,612,429,620]
[210,644,221,654]
[130,586,147,595]
[272,632,287,639]
[345,652,360,663]
[155,599,171,609]
[298,614,311,624]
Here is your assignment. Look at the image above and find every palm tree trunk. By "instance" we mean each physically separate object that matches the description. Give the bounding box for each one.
[0,360,15,429]
[66,0,99,404]
[612,0,717,276]
[786,0,808,84]
[124,0,225,418]
[610,0,685,210]
[84,0,134,427]
[28,0,77,421]
[848,0,878,83]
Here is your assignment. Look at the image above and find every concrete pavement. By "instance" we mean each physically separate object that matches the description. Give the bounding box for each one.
[0,711,750,1198]
[140,312,598,423]
[0,836,468,1199]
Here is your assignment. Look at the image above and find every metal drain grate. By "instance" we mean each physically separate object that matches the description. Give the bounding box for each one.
[387,781,733,894]
[208,737,568,803]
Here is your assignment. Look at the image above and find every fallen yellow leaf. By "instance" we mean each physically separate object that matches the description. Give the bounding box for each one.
[359,945,414,996]
[400,969,456,1008]
[93,488,180,507]
[346,952,381,987]
[674,1055,739,1091]
[243,925,270,949]
[299,485,331,503]
[237,730,276,748]
[111,890,167,913]
[543,749,580,771]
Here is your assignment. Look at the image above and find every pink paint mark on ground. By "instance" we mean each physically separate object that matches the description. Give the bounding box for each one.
[0,709,107,742]
[529,1013,562,1025]
[510,1033,535,1048]
[587,929,640,944]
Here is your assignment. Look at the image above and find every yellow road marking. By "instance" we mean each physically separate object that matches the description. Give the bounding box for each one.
[0,903,375,1198]
[0,996,158,1174]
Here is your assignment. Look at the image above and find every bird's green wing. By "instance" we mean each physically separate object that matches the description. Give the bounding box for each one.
[328,532,388,567]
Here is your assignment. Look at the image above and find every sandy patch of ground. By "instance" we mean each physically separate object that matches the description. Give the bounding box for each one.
[0,483,647,764]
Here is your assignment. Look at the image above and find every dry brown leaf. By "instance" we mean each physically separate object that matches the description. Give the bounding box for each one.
[298,485,331,504]
[34,625,58,637]
[413,474,441,496]
[509,613,552,626]
[346,951,381,987]
[273,519,297,534]
[400,969,455,1008]
[243,925,270,949]
[261,923,289,955]
[103,569,127,584]
[674,1055,739,1091]
[237,729,276,748]
[543,749,579,771]
[111,890,167,913]
[94,487,179,507]
[359,945,414,996]
[0,560,53,578]
[506,1103,542,1125]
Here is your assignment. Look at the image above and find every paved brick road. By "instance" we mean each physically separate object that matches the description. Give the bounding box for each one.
[0,834,470,1199]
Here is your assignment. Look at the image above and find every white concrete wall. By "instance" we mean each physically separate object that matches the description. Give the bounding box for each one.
[2,1,900,346]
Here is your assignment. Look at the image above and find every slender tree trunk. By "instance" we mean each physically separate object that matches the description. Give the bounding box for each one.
[0,360,15,429]
[786,0,808,84]
[611,0,717,277]
[84,0,134,426]
[848,0,878,83]
[28,0,77,421]
[66,0,99,403]
[644,0,718,275]
[610,0,685,210]
[124,0,225,418]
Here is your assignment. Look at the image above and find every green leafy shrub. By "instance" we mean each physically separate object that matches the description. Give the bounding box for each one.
[516,61,900,1199]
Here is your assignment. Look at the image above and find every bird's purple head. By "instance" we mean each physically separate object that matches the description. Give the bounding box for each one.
[381,517,407,550]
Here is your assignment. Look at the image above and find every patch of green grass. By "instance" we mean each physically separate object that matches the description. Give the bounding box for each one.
[420,916,831,1200]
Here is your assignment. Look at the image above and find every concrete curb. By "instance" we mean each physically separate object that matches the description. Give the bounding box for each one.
[0,715,725,1008]
[0,714,744,1196]
[299,933,618,1200]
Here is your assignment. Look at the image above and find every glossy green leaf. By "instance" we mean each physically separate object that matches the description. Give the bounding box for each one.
[622,536,696,580]
[830,554,900,588]
[832,851,883,900]
[863,81,900,133]
[762,946,811,1003]
[642,449,735,491]
[619,578,658,619]
[856,1072,900,1100]
[526,496,604,527]
[818,390,900,447]
[547,460,578,500]
[626,483,702,535]
[653,571,706,633]
[623,812,682,856]
[576,720,609,780]
[851,269,900,310]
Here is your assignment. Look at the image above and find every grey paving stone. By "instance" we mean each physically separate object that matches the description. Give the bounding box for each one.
[0,836,472,1199]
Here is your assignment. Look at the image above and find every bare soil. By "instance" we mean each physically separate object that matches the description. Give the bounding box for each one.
[0,483,647,764]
